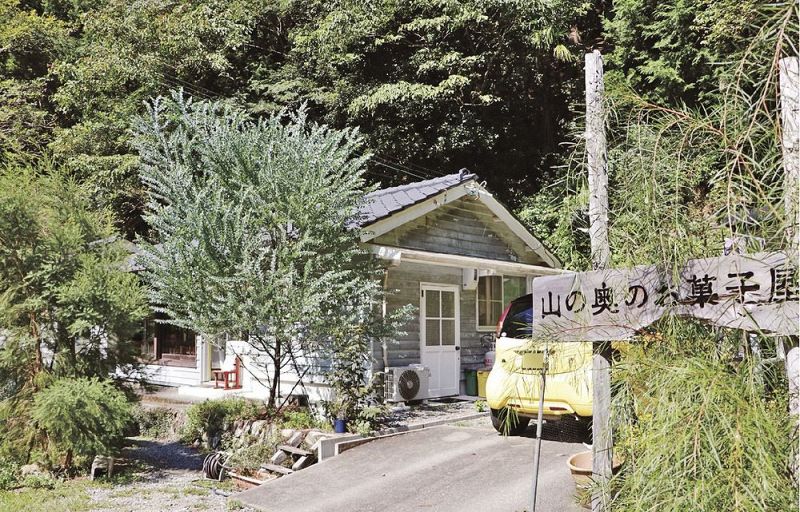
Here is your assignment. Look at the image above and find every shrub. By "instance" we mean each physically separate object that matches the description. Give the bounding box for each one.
[280,410,324,431]
[610,341,798,511]
[31,377,132,467]
[20,473,56,490]
[182,398,263,444]
[131,406,180,439]
[0,460,18,490]
[225,442,279,476]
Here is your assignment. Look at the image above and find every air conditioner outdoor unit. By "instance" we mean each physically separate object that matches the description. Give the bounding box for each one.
[385,365,430,402]
[462,268,479,290]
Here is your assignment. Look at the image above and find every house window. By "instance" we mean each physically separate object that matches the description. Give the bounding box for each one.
[133,314,197,367]
[477,275,527,330]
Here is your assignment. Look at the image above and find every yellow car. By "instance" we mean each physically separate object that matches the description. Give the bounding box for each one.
[485,293,593,435]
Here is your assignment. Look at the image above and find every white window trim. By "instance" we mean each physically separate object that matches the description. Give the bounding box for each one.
[475,274,530,332]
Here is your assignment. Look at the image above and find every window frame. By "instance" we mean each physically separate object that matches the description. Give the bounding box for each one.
[475,274,530,331]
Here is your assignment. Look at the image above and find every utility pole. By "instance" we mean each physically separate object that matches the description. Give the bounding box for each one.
[585,49,613,512]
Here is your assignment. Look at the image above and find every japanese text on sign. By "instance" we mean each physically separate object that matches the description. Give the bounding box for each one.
[532,251,799,341]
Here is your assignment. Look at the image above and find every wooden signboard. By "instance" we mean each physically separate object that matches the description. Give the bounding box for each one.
[532,251,799,340]
[673,251,798,335]
[532,265,667,342]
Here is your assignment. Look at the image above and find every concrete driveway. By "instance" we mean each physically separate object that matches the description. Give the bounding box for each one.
[236,419,587,512]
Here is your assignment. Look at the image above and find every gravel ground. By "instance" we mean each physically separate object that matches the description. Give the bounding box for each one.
[86,439,257,512]
[381,398,484,429]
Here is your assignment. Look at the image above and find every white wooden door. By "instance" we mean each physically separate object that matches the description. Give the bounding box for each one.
[420,283,460,397]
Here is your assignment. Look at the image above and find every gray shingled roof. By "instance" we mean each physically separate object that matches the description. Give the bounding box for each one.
[356,169,476,227]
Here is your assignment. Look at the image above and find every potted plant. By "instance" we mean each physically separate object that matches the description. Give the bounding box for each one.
[332,395,351,433]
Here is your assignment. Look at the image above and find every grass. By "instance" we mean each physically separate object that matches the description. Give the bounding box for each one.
[0,480,95,512]
[0,470,245,512]
[227,499,246,510]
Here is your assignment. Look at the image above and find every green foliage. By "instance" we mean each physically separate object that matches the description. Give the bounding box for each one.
[473,400,486,413]
[610,338,797,511]
[280,409,323,431]
[603,0,769,107]
[31,378,133,467]
[134,91,386,405]
[530,2,799,509]
[321,304,412,432]
[131,406,180,440]
[0,168,146,468]
[0,459,18,491]
[274,0,593,201]
[19,473,56,490]
[225,442,278,476]
[0,0,602,234]
[182,398,263,443]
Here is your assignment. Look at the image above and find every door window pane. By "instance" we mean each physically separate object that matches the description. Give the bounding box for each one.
[441,291,455,318]
[425,320,440,346]
[425,290,440,318]
[441,320,455,345]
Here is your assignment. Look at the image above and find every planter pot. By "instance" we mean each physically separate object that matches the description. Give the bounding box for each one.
[567,450,624,509]
[334,419,347,433]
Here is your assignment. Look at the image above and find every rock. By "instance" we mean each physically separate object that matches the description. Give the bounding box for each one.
[250,420,267,436]
[280,428,295,440]
[286,431,304,448]
[20,464,43,477]
[269,451,288,465]
[291,455,314,471]
[302,431,326,449]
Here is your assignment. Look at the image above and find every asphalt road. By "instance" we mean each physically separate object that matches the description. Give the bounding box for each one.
[236,419,588,512]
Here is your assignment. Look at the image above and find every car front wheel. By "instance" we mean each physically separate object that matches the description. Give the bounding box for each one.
[490,408,530,436]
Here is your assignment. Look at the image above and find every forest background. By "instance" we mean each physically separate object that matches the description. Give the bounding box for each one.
[0,0,771,246]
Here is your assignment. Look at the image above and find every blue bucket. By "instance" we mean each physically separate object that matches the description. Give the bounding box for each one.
[334,419,347,433]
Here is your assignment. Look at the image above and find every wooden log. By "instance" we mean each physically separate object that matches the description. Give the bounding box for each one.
[585,49,613,512]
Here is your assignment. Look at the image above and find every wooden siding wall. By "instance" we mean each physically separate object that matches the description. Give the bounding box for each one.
[374,197,545,266]
[381,262,487,370]
[133,364,202,387]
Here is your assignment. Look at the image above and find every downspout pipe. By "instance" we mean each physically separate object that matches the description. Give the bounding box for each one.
[381,267,390,371]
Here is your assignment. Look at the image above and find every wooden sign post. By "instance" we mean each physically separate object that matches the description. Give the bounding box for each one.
[585,49,613,512]
[779,55,799,478]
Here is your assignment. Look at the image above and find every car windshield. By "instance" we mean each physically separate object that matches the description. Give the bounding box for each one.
[500,297,533,338]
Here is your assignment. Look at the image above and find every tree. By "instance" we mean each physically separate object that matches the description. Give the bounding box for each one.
[133,91,385,406]
[0,0,602,236]
[0,167,147,465]
[263,0,596,201]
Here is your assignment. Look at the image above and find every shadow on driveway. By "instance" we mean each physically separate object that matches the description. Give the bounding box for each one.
[518,419,592,445]
[125,438,205,473]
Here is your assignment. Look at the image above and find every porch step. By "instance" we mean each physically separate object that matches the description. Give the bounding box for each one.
[278,445,313,457]
[260,463,294,476]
